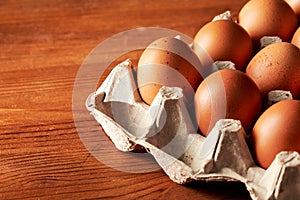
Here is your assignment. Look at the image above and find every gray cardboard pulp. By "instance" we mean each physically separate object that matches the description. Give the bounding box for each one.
[85,59,300,200]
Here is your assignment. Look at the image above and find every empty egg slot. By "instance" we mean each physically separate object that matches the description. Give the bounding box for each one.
[86,59,300,200]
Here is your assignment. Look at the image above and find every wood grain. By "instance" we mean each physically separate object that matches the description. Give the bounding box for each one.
[0,0,252,199]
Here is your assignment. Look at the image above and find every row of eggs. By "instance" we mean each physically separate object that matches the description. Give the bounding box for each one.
[136,0,300,169]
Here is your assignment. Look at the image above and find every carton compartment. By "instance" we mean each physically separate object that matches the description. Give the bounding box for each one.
[86,59,300,200]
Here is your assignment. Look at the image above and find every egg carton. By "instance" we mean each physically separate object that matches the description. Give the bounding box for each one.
[85,59,300,200]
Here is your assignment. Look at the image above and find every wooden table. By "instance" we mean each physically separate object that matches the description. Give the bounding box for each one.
[1,0,252,199]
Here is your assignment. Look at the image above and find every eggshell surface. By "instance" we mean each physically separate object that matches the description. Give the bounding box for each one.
[285,0,300,20]
[194,69,262,136]
[137,37,206,105]
[194,20,253,71]
[292,26,300,48]
[238,0,298,44]
[250,100,300,169]
[246,42,300,100]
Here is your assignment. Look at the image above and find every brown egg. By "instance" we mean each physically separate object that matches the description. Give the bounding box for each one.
[194,69,262,136]
[250,100,300,169]
[285,0,300,21]
[292,26,300,48]
[238,0,298,45]
[137,37,205,105]
[194,20,253,71]
[246,42,300,100]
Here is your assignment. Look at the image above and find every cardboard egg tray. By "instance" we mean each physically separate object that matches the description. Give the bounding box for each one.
[85,59,300,200]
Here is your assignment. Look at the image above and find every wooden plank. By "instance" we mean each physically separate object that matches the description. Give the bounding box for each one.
[0,0,251,199]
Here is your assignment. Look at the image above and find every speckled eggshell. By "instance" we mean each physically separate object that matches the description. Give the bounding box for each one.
[246,42,300,100]
[137,37,205,105]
